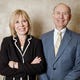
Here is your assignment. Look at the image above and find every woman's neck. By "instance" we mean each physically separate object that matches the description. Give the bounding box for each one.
[18,35,27,46]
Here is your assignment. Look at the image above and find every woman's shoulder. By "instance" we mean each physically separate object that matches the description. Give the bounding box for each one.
[3,35,13,41]
[1,36,13,46]
[28,35,42,44]
[29,35,41,41]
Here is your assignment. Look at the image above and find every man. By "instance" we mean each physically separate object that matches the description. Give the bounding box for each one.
[39,3,80,80]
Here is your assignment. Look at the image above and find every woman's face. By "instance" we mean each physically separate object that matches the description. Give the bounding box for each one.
[14,15,29,36]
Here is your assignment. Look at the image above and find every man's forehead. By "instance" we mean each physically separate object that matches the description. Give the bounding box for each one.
[53,3,71,14]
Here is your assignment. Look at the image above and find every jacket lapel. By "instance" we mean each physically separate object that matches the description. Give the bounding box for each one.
[13,35,32,63]
[50,31,55,56]
[53,29,72,64]
[47,30,55,64]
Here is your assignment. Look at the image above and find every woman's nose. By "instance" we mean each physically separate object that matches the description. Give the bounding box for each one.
[19,22,23,26]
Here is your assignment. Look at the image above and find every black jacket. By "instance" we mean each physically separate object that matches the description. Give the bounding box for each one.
[0,35,46,80]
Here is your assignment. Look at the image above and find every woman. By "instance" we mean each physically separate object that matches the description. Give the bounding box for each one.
[0,9,46,80]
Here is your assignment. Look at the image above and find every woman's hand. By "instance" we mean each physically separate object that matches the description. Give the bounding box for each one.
[31,56,41,64]
[8,61,18,69]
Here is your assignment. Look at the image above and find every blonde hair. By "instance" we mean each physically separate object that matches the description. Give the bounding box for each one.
[9,9,31,37]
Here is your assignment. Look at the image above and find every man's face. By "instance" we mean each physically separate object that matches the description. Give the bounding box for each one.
[53,4,71,30]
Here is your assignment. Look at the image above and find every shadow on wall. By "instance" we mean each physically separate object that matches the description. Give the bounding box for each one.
[70,6,80,33]
[32,18,44,38]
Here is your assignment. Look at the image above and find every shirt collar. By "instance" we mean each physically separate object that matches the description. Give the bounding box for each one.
[54,28,66,35]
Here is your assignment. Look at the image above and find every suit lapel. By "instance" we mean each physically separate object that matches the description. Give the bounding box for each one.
[53,29,72,64]
[50,31,55,58]
[47,30,55,64]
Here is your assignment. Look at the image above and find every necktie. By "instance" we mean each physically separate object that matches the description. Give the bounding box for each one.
[55,32,62,56]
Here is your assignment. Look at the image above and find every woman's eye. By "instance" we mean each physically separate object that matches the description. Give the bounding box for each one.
[15,21,19,23]
[23,20,27,22]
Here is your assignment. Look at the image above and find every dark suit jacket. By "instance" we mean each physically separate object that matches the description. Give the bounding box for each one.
[0,35,46,80]
[39,28,80,80]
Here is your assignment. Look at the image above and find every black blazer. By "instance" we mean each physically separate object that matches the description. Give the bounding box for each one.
[0,35,46,80]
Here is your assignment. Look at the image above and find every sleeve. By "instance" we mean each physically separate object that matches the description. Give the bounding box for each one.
[0,38,26,77]
[39,73,49,80]
[18,39,47,75]
[64,39,80,80]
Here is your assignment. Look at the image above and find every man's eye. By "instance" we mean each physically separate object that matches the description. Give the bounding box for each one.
[63,12,69,15]
[55,12,60,15]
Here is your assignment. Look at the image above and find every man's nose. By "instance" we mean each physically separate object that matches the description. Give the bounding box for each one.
[59,13,64,19]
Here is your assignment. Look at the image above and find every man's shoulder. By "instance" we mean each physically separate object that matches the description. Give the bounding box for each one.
[68,29,80,37]
[67,29,80,40]
[41,30,54,39]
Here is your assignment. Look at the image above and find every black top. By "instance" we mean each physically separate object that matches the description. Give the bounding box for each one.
[0,35,46,80]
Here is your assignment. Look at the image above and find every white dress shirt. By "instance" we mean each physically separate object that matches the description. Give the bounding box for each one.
[54,28,66,47]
